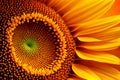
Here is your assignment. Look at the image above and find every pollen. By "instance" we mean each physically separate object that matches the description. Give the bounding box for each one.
[1,0,75,80]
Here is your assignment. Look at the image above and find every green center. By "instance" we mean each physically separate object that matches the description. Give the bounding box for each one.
[23,38,38,53]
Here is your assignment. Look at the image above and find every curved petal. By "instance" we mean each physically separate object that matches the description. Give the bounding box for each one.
[76,49,120,64]
[90,63,120,80]
[107,47,120,58]
[111,64,120,71]
[78,38,120,51]
[67,77,84,80]
[77,26,120,42]
[62,0,114,25]
[72,15,120,37]
[77,37,102,42]
[46,0,114,25]
[46,0,75,11]
[86,26,120,41]
[72,63,101,80]
[94,72,116,80]
[103,0,120,17]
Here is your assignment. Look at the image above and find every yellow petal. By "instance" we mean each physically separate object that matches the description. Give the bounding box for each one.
[83,26,120,41]
[62,0,114,25]
[94,26,120,41]
[78,38,120,51]
[72,15,120,37]
[77,37,101,42]
[46,0,77,15]
[72,64,101,80]
[67,77,84,80]
[76,49,120,64]
[103,0,120,17]
[107,47,120,58]
[90,63,120,80]
[94,71,116,80]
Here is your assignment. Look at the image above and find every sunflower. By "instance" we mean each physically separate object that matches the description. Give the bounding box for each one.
[1,0,120,80]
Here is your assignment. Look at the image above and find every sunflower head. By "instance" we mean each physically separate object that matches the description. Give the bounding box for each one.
[1,0,120,80]
[1,0,75,79]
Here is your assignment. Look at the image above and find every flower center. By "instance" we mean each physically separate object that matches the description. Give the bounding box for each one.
[11,19,61,69]
[4,0,75,80]
[23,38,37,52]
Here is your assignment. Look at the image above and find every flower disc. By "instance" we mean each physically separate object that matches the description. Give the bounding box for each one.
[1,0,75,80]
[12,21,59,68]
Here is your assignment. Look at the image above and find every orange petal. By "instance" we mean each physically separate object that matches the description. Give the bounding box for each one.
[72,63,101,80]
[72,15,120,37]
[62,0,114,25]
[90,63,120,80]
[107,47,120,58]
[94,71,117,80]
[46,0,78,15]
[77,37,101,42]
[103,0,120,17]
[67,77,84,80]
[78,38,120,51]
[76,26,120,42]
[76,49,120,64]
[89,26,120,41]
